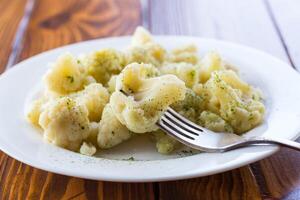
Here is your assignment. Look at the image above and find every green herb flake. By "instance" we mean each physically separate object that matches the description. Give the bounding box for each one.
[66,75,74,83]
[248,113,254,121]
[123,156,135,161]
[189,70,196,78]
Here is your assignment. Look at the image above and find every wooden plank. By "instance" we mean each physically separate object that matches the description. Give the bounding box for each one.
[0,0,27,73]
[258,148,300,199]
[0,0,27,196]
[5,0,35,70]
[266,0,300,70]
[19,0,141,60]
[149,0,299,199]
[158,168,261,200]
[150,0,289,63]
[0,0,156,199]
[254,1,300,199]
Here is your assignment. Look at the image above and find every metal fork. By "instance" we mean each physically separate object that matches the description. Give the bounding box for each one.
[157,108,300,152]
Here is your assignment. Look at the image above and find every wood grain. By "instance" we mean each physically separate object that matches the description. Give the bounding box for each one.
[256,1,300,199]
[159,168,261,200]
[150,0,289,62]
[149,0,300,199]
[0,0,27,73]
[0,0,156,199]
[266,0,300,70]
[258,147,300,199]
[19,0,141,60]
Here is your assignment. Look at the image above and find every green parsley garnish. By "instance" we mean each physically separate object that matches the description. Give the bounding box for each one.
[66,75,74,83]
[123,156,135,161]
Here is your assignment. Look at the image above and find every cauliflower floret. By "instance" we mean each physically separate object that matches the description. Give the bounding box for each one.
[126,27,166,67]
[115,62,160,94]
[198,111,233,133]
[97,104,131,148]
[85,48,126,85]
[107,75,117,93]
[71,83,109,122]
[83,75,97,85]
[126,44,166,67]
[193,83,220,114]
[39,97,90,151]
[80,142,97,156]
[26,97,48,127]
[171,89,205,122]
[168,44,199,64]
[199,52,225,83]
[160,62,199,88]
[205,70,265,134]
[131,26,153,46]
[111,63,186,133]
[216,69,250,93]
[44,53,86,95]
[214,69,263,99]
[86,122,99,146]
[172,44,197,55]
[153,130,179,154]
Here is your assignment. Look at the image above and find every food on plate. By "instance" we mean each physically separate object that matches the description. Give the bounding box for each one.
[153,130,180,154]
[44,53,87,95]
[84,49,126,85]
[26,27,265,156]
[70,83,109,122]
[111,63,185,133]
[97,104,131,148]
[38,97,90,151]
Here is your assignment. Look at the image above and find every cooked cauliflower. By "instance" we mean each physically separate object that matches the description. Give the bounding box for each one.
[199,52,225,83]
[80,142,97,156]
[126,44,166,67]
[39,97,90,151]
[153,130,179,154]
[86,122,99,146]
[126,27,166,67]
[85,48,126,85]
[205,70,265,134]
[115,62,160,94]
[26,26,266,156]
[131,26,153,46]
[171,89,205,122]
[111,63,186,133]
[97,104,131,148]
[198,111,233,133]
[160,62,199,88]
[26,97,47,127]
[168,44,199,64]
[107,75,117,93]
[71,83,109,122]
[44,53,86,95]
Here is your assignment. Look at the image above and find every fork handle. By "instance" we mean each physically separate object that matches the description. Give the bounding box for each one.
[238,136,300,151]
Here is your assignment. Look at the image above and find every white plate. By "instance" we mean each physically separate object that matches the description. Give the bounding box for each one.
[1,36,300,182]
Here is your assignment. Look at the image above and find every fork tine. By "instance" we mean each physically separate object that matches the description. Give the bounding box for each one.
[160,115,196,140]
[166,108,204,132]
[163,111,199,136]
[157,118,195,141]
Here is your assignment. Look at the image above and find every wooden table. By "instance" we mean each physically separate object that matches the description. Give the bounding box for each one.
[0,0,300,199]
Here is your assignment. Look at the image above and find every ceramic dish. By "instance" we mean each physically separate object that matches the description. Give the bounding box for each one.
[1,36,300,182]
